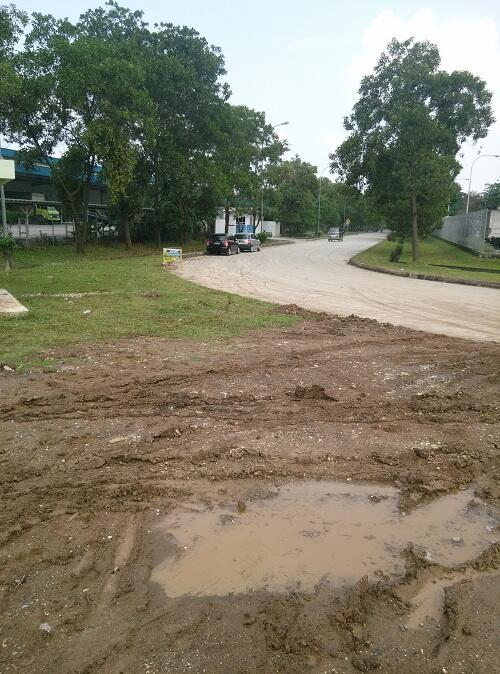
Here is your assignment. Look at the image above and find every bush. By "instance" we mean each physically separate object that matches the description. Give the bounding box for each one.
[388,244,403,263]
[0,234,17,271]
[256,231,270,244]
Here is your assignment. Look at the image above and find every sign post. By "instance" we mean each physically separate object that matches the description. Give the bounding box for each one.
[162,247,183,268]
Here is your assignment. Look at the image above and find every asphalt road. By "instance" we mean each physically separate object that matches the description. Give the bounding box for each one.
[177,233,500,342]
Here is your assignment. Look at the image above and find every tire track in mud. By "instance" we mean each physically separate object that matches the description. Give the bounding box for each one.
[0,315,499,674]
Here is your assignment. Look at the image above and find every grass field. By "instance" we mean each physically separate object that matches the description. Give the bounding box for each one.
[0,244,299,369]
[352,236,500,284]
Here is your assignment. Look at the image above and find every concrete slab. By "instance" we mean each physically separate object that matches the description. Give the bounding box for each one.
[0,289,29,314]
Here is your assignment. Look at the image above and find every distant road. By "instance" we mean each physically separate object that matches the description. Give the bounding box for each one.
[177,233,500,342]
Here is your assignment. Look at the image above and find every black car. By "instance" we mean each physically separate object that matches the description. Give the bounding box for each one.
[206,233,240,255]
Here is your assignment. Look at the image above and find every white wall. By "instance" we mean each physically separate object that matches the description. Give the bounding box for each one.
[489,210,500,238]
[259,220,280,238]
[214,216,236,235]
[214,210,280,237]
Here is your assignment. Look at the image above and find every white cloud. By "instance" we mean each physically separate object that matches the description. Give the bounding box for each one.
[348,8,500,190]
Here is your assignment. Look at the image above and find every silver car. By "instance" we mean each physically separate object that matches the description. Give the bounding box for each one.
[235,233,261,252]
[328,227,342,242]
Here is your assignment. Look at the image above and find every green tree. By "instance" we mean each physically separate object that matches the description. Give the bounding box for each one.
[0,4,27,99]
[0,4,144,252]
[214,104,286,233]
[483,182,500,210]
[331,38,493,260]
[447,181,465,216]
[267,156,318,235]
[139,21,230,245]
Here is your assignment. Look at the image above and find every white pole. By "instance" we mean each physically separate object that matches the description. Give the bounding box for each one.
[0,136,6,236]
[0,185,7,236]
[317,165,329,237]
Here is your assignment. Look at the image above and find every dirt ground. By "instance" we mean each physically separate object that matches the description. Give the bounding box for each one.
[0,310,499,674]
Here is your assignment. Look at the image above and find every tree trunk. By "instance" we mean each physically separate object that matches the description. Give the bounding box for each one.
[224,205,230,234]
[410,189,419,261]
[4,251,13,271]
[153,221,161,248]
[121,214,132,250]
[152,150,162,248]
[71,206,84,254]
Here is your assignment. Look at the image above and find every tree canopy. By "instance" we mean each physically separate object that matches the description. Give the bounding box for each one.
[483,182,500,210]
[0,1,287,251]
[331,38,494,259]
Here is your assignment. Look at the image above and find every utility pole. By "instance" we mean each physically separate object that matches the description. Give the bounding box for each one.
[317,165,329,237]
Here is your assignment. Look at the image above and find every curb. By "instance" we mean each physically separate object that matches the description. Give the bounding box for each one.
[348,258,500,290]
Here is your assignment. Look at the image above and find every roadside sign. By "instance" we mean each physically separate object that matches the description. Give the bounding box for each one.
[162,248,182,267]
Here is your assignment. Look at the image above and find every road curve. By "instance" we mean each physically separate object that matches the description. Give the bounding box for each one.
[176,233,500,342]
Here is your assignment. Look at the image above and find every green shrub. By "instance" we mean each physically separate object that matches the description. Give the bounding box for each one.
[257,231,270,244]
[0,234,16,271]
[388,244,403,263]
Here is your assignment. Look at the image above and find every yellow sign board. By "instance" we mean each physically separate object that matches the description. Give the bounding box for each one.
[162,247,182,266]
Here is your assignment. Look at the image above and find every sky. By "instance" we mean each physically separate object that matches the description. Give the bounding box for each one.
[11,0,500,191]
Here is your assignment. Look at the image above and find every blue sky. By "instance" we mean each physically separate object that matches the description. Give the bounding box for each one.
[11,0,500,190]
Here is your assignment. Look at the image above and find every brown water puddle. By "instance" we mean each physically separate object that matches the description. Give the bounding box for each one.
[151,482,498,597]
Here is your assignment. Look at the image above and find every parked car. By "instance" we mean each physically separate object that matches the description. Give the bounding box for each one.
[206,233,240,255]
[328,227,343,242]
[234,232,261,252]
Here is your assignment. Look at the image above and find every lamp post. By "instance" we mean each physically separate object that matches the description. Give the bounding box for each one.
[466,153,500,216]
[317,165,330,238]
[260,121,289,233]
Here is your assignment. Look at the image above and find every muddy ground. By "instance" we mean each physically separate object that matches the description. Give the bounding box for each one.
[0,310,499,674]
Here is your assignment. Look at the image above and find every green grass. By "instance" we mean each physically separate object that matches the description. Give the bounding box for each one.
[8,240,205,269]
[353,237,500,284]
[0,244,299,369]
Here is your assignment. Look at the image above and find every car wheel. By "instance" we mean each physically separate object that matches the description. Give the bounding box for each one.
[257,245,261,251]
[227,247,232,256]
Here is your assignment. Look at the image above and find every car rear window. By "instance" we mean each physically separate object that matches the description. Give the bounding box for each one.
[235,234,250,239]
[210,234,227,239]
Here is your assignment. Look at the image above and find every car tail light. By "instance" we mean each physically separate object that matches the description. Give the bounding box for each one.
[223,240,228,246]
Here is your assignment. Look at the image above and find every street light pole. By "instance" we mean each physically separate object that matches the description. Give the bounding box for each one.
[0,138,7,236]
[260,121,288,233]
[466,153,500,216]
[317,165,329,238]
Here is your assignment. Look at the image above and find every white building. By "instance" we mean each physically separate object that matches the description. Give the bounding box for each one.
[214,209,280,238]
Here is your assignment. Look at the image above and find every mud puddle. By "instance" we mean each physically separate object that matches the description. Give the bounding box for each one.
[151,482,498,597]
